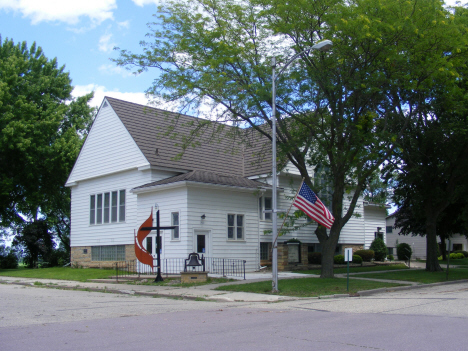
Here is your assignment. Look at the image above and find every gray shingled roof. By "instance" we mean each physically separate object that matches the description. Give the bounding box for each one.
[132,170,270,191]
[106,97,271,177]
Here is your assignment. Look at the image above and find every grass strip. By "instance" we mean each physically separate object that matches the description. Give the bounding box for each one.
[0,267,115,282]
[295,264,408,275]
[360,268,468,284]
[215,277,405,297]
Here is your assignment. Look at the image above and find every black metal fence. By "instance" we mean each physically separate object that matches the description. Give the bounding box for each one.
[114,257,246,280]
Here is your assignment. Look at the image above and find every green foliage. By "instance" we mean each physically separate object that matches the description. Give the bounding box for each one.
[0,246,18,269]
[354,250,375,262]
[396,243,412,261]
[352,255,363,264]
[333,255,345,264]
[369,238,388,261]
[387,254,394,261]
[452,250,468,258]
[13,220,55,268]
[308,252,321,264]
[0,37,94,255]
[449,253,465,259]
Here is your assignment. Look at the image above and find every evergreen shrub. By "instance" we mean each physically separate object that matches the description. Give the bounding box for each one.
[396,243,412,260]
[353,255,363,264]
[354,249,374,262]
[369,238,387,261]
[334,255,345,264]
[452,250,468,258]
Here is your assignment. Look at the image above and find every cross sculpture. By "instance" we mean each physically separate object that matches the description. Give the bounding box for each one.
[141,210,176,282]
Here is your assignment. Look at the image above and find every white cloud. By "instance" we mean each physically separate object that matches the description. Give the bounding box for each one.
[72,84,151,108]
[131,0,160,6]
[98,63,134,77]
[117,20,130,29]
[98,33,115,52]
[0,0,116,25]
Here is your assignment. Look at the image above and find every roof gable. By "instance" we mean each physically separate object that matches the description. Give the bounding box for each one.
[106,97,271,177]
[66,98,148,185]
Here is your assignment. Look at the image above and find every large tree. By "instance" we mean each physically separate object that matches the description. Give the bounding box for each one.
[115,0,465,277]
[0,37,94,254]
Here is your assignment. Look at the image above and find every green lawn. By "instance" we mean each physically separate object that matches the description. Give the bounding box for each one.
[0,267,116,282]
[215,277,405,297]
[295,264,408,275]
[360,268,468,284]
[438,257,468,266]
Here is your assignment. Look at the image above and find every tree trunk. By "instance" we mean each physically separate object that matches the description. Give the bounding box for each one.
[440,236,447,261]
[317,226,339,278]
[426,217,443,272]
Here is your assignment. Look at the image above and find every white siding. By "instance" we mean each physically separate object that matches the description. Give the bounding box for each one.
[136,186,189,260]
[67,101,148,185]
[364,206,387,249]
[187,185,259,272]
[386,216,427,259]
[70,169,157,247]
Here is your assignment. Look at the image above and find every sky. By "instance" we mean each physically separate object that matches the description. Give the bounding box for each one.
[0,0,164,108]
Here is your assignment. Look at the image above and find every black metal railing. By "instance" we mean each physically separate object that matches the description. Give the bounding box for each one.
[114,257,246,280]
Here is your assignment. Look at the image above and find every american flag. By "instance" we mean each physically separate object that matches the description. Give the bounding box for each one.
[293,182,335,229]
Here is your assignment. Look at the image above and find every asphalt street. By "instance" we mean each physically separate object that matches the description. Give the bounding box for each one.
[1,280,468,350]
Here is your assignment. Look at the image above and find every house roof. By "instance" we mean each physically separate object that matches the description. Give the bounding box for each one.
[132,170,270,192]
[105,97,271,177]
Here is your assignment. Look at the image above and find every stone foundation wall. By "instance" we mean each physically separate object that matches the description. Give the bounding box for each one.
[71,244,135,269]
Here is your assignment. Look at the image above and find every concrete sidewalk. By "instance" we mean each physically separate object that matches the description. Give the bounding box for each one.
[1,262,463,302]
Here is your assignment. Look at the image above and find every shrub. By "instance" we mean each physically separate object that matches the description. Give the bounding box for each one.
[334,255,345,264]
[452,250,468,258]
[370,238,388,261]
[387,254,394,261]
[396,243,412,260]
[354,249,375,262]
[308,252,321,264]
[352,255,363,264]
[0,246,19,269]
[450,253,465,259]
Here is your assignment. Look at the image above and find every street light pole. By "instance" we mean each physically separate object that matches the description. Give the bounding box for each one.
[271,40,332,293]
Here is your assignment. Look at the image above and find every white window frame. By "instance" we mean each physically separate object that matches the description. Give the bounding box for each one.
[90,189,126,225]
[259,196,272,221]
[171,212,180,240]
[227,213,244,241]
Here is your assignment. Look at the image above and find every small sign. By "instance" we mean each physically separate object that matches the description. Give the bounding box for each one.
[287,243,300,263]
[344,248,353,262]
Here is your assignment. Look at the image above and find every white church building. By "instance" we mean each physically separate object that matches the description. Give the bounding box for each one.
[66,97,388,272]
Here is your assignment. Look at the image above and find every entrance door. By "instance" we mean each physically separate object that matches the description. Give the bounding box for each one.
[194,230,209,271]
[194,230,209,256]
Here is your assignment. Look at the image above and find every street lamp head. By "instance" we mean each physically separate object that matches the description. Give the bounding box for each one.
[311,39,333,52]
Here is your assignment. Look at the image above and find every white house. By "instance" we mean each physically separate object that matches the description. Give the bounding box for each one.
[386,214,468,260]
[66,97,388,272]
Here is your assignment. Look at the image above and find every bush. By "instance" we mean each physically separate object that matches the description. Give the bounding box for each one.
[449,253,465,260]
[0,247,19,269]
[334,255,345,264]
[396,243,412,260]
[354,249,375,262]
[369,238,387,261]
[387,254,394,261]
[352,255,363,264]
[452,250,468,258]
[308,252,321,264]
